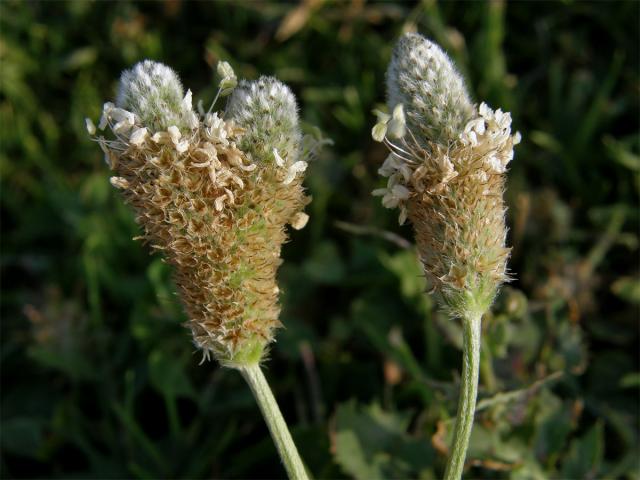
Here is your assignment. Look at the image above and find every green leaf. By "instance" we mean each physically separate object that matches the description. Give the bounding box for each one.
[533,391,575,465]
[148,350,195,399]
[0,417,44,458]
[302,241,346,284]
[529,130,563,154]
[550,322,588,375]
[604,135,640,172]
[333,400,435,480]
[147,258,180,314]
[378,249,427,302]
[510,456,548,480]
[561,421,604,479]
[28,346,95,381]
[611,276,640,304]
[620,372,640,389]
[62,46,97,70]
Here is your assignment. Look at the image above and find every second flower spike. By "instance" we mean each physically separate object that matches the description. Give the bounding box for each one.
[372,32,521,480]
[373,32,521,318]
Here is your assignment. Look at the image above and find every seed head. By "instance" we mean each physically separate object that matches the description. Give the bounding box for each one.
[374,33,521,318]
[88,61,316,367]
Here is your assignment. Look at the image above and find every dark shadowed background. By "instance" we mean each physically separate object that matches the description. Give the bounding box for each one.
[1,1,639,478]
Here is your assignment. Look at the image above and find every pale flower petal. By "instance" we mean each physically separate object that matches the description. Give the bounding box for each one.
[98,102,114,130]
[479,102,490,118]
[175,140,190,153]
[182,89,193,111]
[372,122,387,142]
[283,161,307,185]
[85,118,96,135]
[391,184,410,200]
[513,131,522,145]
[486,153,505,173]
[290,161,307,173]
[373,109,390,124]
[291,212,309,230]
[387,103,406,139]
[217,61,237,93]
[382,193,399,208]
[110,176,129,189]
[129,127,148,146]
[97,136,109,154]
[378,154,400,177]
[398,207,408,225]
[217,61,235,80]
[113,120,133,135]
[273,148,285,167]
[110,107,135,125]
[168,125,182,144]
[152,131,170,143]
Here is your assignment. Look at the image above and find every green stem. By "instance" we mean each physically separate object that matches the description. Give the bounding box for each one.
[239,363,309,480]
[444,313,482,480]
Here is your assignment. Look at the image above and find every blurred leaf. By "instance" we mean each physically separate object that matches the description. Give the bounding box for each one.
[333,400,434,480]
[533,391,575,464]
[604,135,640,172]
[302,241,345,284]
[611,276,640,304]
[147,259,180,314]
[379,249,427,303]
[510,457,548,480]
[561,421,604,480]
[275,0,323,42]
[148,350,195,399]
[572,52,624,154]
[619,372,640,389]
[467,423,528,465]
[28,346,95,381]
[112,403,166,473]
[551,322,588,375]
[529,130,563,154]
[0,418,43,458]
[62,46,97,70]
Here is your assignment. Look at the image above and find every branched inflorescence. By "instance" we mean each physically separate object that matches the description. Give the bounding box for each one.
[88,60,323,367]
[373,33,521,318]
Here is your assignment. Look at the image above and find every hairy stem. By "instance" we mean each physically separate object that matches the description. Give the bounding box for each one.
[239,363,309,480]
[444,313,482,480]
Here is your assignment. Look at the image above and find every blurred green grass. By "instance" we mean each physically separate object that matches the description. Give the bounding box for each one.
[1,1,639,478]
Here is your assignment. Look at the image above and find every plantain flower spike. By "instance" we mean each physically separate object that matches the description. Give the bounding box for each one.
[373,33,521,318]
[386,33,475,147]
[115,60,198,133]
[225,77,306,186]
[87,60,317,368]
